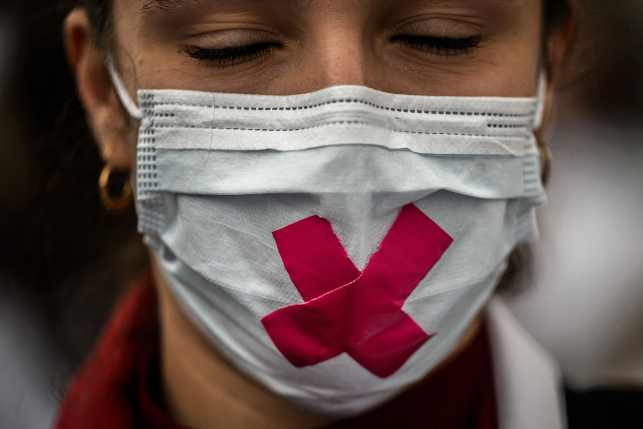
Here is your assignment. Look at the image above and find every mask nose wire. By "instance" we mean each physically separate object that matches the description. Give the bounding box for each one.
[106,56,144,120]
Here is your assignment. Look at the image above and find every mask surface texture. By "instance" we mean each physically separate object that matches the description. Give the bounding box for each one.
[129,84,545,416]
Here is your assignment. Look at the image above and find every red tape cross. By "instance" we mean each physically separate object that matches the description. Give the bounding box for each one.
[262,204,453,378]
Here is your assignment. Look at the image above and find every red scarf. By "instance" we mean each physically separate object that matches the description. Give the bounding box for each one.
[55,271,498,429]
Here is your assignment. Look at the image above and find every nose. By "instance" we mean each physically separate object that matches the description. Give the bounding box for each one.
[298,21,368,92]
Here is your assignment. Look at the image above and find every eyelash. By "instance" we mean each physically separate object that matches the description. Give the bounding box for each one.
[180,42,279,68]
[181,34,481,68]
[394,35,482,56]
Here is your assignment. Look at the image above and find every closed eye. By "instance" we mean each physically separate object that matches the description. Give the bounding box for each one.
[180,42,280,68]
[393,35,482,56]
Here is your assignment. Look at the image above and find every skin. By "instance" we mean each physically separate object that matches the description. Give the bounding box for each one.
[64,1,576,428]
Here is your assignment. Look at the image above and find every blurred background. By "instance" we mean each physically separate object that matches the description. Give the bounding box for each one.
[1,0,642,428]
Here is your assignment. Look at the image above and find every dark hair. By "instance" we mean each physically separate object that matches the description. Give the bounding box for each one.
[0,0,573,369]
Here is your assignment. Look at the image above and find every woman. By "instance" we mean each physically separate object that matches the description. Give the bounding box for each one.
[52,0,576,427]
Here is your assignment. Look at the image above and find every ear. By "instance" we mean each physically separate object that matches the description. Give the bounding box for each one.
[536,0,578,140]
[64,8,135,170]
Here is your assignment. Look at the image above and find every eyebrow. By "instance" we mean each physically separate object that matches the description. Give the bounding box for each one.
[141,0,190,12]
[141,0,311,13]
[139,0,514,14]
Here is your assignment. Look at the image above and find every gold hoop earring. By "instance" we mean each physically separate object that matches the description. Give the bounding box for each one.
[99,163,133,214]
[537,138,552,186]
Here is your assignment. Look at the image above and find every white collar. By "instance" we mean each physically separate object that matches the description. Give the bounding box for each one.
[487,296,567,429]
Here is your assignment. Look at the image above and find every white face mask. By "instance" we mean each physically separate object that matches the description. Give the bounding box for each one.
[110,63,546,417]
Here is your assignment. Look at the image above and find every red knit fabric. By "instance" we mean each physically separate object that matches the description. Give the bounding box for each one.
[55,271,498,429]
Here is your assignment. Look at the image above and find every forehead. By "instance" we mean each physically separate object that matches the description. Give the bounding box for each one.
[139,0,527,12]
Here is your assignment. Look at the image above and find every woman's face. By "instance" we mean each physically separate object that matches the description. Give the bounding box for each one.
[113,0,542,98]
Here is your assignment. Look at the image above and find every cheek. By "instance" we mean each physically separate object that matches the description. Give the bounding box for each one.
[496,2,544,96]
[479,44,541,97]
[127,121,139,168]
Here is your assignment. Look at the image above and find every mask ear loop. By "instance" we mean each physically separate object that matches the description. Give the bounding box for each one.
[106,56,145,121]
[533,71,551,186]
[533,71,547,131]
[99,56,147,213]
